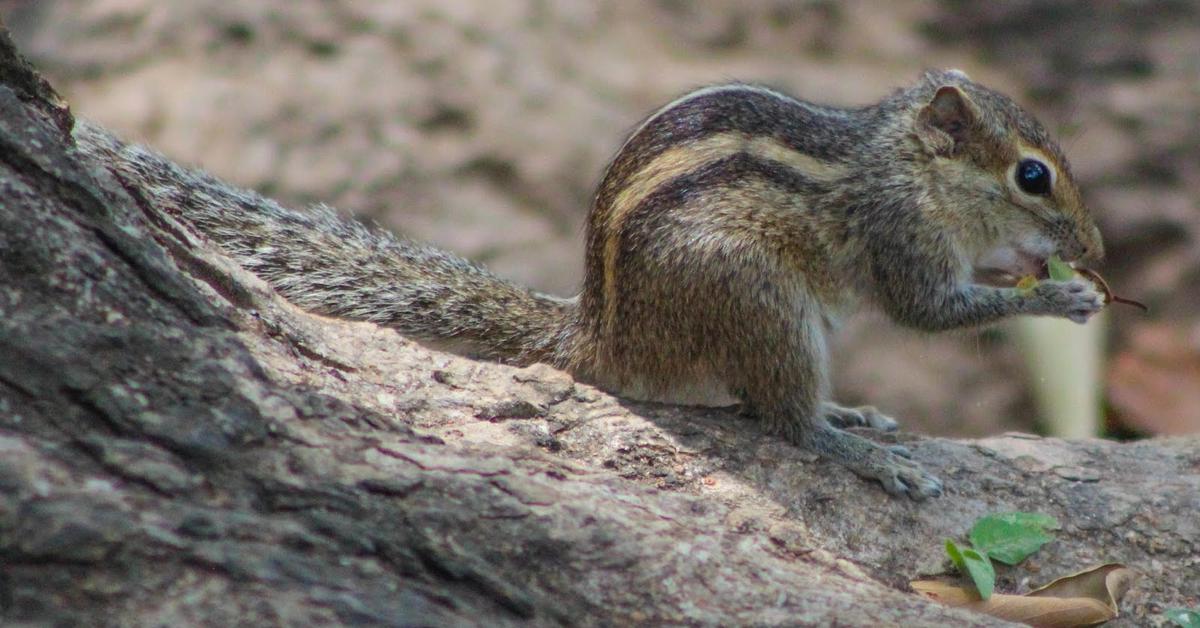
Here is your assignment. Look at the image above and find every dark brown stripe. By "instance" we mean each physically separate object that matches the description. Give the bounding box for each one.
[619,151,831,235]
[595,86,869,215]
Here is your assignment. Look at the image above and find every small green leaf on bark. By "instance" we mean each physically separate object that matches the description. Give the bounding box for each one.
[969,512,1060,565]
[946,539,996,600]
[1166,608,1200,628]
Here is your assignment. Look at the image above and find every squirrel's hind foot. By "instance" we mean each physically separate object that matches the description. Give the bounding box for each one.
[875,450,943,499]
[803,426,943,500]
[821,402,899,432]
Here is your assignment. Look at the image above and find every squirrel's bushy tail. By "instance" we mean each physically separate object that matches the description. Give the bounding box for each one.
[76,121,576,366]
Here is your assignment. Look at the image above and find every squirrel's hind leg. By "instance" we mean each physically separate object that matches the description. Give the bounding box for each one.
[725,301,942,500]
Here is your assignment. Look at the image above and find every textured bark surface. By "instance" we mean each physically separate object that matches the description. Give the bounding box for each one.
[0,29,1196,627]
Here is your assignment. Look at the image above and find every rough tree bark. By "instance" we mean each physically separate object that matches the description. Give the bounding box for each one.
[0,28,1195,627]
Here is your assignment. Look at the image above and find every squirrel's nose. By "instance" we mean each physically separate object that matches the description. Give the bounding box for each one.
[1064,225,1104,265]
[1080,225,1105,263]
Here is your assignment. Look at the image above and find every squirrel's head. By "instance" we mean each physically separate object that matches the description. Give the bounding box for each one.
[909,69,1103,285]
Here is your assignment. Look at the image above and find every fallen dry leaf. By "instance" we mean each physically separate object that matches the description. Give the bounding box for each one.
[912,563,1136,627]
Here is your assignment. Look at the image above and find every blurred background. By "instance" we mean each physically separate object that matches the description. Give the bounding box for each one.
[3,0,1197,439]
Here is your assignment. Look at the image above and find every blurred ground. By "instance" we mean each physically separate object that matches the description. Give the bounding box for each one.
[5,0,1198,437]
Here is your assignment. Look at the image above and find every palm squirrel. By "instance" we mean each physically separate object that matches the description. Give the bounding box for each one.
[81,69,1105,500]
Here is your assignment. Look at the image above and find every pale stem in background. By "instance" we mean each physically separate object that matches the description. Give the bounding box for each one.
[1014,311,1108,438]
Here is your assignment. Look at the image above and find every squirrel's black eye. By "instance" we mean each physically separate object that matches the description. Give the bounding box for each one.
[1016,159,1051,196]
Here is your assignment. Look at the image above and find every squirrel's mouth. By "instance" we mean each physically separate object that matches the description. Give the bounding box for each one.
[972,249,1051,287]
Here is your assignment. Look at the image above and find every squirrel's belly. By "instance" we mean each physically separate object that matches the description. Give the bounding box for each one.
[618,374,739,407]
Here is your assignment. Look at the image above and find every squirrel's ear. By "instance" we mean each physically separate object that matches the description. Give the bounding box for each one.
[916,85,978,153]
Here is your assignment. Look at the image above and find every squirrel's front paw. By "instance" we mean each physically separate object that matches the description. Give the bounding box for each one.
[1028,277,1104,324]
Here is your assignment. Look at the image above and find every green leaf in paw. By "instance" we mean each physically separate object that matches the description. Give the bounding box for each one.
[1046,254,1075,282]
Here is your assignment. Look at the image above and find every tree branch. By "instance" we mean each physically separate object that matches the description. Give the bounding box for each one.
[0,28,1194,626]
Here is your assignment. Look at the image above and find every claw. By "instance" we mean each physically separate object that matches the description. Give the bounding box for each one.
[823,403,901,432]
[806,427,943,501]
[869,413,899,432]
[878,451,943,500]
